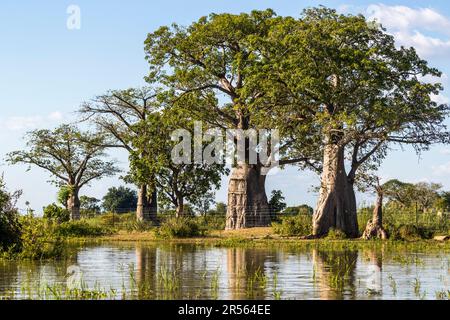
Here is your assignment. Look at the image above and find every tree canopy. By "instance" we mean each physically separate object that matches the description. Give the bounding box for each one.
[102,186,138,213]
[6,125,118,219]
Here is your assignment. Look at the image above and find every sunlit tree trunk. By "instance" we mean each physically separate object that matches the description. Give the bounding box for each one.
[137,185,158,222]
[226,163,270,229]
[67,186,80,220]
[136,184,149,221]
[362,186,388,240]
[313,142,359,237]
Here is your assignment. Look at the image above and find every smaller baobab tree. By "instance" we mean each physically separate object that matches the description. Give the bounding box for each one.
[79,87,159,222]
[360,175,388,240]
[6,125,118,220]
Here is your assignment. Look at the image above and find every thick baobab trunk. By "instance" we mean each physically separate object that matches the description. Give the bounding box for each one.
[226,164,270,229]
[362,190,388,240]
[67,187,80,220]
[313,143,359,237]
[136,185,158,222]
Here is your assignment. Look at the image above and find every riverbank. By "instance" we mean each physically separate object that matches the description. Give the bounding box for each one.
[67,227,450,252]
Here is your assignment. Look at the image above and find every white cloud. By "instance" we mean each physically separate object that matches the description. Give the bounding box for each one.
[431,93,449,105]
[432,162,450,176]
[367,4,450,33]
[0,112,65,131]
[366,4,450,59]
[439,148,450,155]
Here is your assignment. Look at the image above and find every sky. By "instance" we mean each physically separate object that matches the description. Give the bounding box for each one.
[0,1,449,213]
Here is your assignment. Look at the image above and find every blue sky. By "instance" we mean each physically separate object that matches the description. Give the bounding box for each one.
[1,1,449,212]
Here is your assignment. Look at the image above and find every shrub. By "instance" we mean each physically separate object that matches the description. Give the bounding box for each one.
[43,203,70,223]
[389,224,433,241]
[97,212,135,227]
[156,217,206,238]
[56,220,112,237]
[0,177,23,252]
[325,228,348,240]
[123,219,154,232]
[272,215,312,237]
[18,214,65,260]
[196,215,225,230]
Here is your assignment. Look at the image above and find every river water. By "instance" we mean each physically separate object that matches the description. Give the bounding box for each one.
[0,243,448,300]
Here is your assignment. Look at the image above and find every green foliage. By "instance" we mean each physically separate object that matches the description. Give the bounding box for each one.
[283,205,314,216]
[129,108,227,216]
[196,215,225,231]
[390,225,434,241]
[326,228,348,240]
[56,220,113,237]
[102,186,137,213]
[358,205,449,240]
[383,179,442,211]
[57,186,72,208]
[17,214,65,260]
[80,196,101,216]
[0,178,22,251]
[43,203,70,223]
[272,215,312,237]
[6,125,118,189]
[191,191,215,216]
[251,7,449,189]
[435,192,450,212]
[269,190,287,218]
[123,219,154,232]
[208,202,227,216]
[156,217,207,238]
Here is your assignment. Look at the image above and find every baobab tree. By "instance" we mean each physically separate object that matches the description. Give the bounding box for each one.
[80,87,159,222]
[251,8,450,237]
[358,174,388,240]
[144,10,312,229]
[6,125,118,220]
[129,108,226,217]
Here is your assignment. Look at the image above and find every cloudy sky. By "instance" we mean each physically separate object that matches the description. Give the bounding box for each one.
[0,1,449,212]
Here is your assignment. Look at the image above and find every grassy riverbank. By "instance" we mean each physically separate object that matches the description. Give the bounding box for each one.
[2,212,449,260]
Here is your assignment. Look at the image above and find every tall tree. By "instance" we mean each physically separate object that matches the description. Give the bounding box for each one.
[143,10,310,229]
[80,87,159,221]
[129,108,226,217]
[268,190,287,219]
[6,125,118,220]
[102,186,138,213]
[253,8,449,237]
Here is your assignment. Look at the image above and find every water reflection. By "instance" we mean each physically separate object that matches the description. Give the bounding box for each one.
[0,243,448,300]
[227,248,270,299]
[312,249,358,299]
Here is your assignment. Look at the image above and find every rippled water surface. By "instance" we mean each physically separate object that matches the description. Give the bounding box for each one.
[0,243,448,299]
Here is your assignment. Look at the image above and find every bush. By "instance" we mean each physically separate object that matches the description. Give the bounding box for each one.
[272,215,312,237]
[196,215,225,230]
[56,220,112,237]
[0,178,22,252]
[43,203,70,223]
[0,204,22,252]
[123,219,154,232]
[17,214,65,260]
[325,228,348,240]
[96,212,135,227]
[389,224,433,241]
[157,217,206,238]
